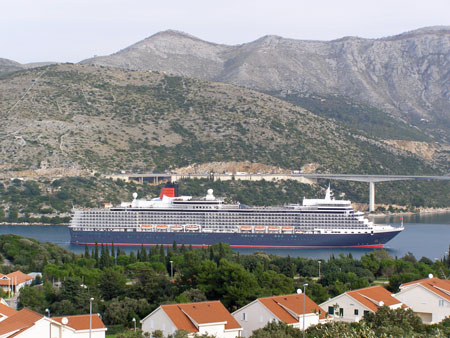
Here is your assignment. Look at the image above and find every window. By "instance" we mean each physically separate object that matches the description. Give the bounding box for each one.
[339,308,344,317]
[354,309,359,315]
[328,306,334,315]
[242,312,247,321]
[364,310,370,317]
[439,299,444,307]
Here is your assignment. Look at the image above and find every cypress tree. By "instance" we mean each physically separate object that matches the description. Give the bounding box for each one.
[160,245,165,263]
[140,245,148,261]
[84,245,90,258]
[111,242,115,260]
[94,242,99,266]
[172,240,177,252]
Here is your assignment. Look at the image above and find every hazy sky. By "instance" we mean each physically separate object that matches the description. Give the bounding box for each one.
[2,0,449,64]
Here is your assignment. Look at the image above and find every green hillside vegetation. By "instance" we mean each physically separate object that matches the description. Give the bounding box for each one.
[0,64,444,176]
[0,235,447,337]
[270,91,432,142]
[0,177,449,224]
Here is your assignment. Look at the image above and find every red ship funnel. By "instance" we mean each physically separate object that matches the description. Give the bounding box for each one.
[160,187,175,199]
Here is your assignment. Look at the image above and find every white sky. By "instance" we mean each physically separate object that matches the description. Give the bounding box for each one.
[1,0,449,64]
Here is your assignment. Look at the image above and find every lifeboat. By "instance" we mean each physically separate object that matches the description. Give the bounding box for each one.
[140,224,153,228]
[254,226,266,232]
[171,225,183,231]
[185,224,200,231]
[282,226,294,232]
[156,225,168,231]
[240,226,252,232]
[268,226,280,232]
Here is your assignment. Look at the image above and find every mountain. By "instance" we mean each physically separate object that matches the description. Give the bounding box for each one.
[0,58,56,76]
[0,58,23,75]
[80,27,450,142]
[0,64,444,175]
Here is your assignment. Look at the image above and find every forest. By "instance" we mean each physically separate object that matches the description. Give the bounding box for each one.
[0,234,448,337]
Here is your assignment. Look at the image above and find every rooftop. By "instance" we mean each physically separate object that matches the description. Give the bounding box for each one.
[258,293,326,323]
[346,285,402,312]
[161,301,241,333]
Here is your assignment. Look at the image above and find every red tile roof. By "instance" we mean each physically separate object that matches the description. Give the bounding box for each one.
[258,294,326,323]
[0,271,33,286]
[346,286,402,312]
[0,303,17,318]
[400,277,450,301]
[52,314,106,331]
[161,301,241,333]
[0,308,43,337]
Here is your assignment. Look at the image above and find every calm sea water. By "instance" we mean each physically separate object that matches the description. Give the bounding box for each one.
[0,213,448,260]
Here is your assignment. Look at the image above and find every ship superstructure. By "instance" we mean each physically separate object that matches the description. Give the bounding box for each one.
[69,184,403,248]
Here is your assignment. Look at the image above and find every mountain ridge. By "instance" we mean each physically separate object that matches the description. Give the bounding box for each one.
[79,27,450,143]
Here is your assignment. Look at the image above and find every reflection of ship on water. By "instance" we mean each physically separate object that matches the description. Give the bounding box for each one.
[69,183,404,248]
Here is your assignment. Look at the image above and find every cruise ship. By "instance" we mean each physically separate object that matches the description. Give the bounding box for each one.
[69,184,404,248]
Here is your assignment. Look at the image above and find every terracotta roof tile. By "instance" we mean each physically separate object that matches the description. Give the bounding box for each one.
[161,301,241,333]
[0,303,17,318]
[258,294,326,323]
[400,277,450,301]
[347,286,402,312]
[0,308,43,336]
[52,314,106,331]
[0,271,33,286]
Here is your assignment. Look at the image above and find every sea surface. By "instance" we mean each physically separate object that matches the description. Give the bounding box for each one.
[0,213,448,260]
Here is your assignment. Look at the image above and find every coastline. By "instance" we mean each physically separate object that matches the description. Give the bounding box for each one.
[367,207,450,218]
[0,222,69,226]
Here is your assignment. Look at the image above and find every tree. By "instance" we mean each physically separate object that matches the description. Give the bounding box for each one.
[99,267,127,300]
[103,297,150,326]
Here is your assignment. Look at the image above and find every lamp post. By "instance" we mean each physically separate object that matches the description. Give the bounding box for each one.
[170,260,173,278]
[89,297,94,338]
[132,317,136,332]
[45,309,51,338]
[297,284,308,338]
[318,260,321,279]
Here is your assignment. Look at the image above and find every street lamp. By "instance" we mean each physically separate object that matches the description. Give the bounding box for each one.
[45,309,51,338]
[170,260,173,278]
[89,297,94,338]
[132,317,136,332]
[297,284,308,338]
[318,261,321,279]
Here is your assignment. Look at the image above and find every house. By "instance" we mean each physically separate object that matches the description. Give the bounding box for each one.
[141,301,242,338]
[232,294,326,337]
[0,308,106,338]
[319,285,404,322]
[53,314,107,338]
[0,271,34,296]
[394,276,450,324]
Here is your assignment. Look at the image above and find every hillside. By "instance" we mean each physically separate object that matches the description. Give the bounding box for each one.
[80,27,450,142]
[0,64,445,175]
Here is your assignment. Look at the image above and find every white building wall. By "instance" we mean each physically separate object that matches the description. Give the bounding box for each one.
[320,294,372,322]
[141,307,178,337]
[233,301,279,337]
[395,286,450,324]
[290,313,320,330]
[11,319,106,338]
[233,301,318,337]
[198,323,240,338]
